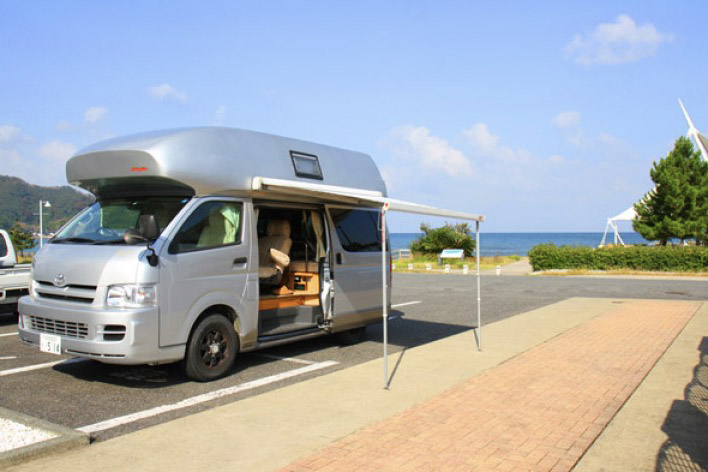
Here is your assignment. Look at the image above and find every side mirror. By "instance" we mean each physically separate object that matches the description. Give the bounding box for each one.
[124,214,161,267]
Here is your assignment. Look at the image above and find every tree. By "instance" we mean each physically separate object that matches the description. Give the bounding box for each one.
[410,223,476,256]
[9,224,36,257]
[633,136,708,245]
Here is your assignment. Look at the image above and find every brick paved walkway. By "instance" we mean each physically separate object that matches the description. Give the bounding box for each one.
[282,300,700,472]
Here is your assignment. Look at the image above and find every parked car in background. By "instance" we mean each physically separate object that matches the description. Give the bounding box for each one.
[0,229,31,314]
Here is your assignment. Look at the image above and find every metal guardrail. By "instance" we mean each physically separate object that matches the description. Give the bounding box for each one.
[391,249,412,260]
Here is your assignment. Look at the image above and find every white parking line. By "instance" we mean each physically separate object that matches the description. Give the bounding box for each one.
[391,301,422,308]
[0,356,17,360]
[251,353,316,365]
[0,332,17,337]
[0,358,85,377]
[77,360,339,434]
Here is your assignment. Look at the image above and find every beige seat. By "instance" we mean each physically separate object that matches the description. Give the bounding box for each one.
[258,220,292,285]
[197,205,240,248]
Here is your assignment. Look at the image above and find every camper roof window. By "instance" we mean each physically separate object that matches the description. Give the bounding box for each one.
[290,151,323,180]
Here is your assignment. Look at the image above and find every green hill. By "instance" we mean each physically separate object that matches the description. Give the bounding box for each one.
[0,175,93,231]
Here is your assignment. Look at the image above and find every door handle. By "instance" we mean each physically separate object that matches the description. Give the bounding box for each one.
[335,253,342,265]
[233,257,248,265]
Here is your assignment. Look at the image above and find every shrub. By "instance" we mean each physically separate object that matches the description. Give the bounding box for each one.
[410,223,476,256]
[528,243,708,272]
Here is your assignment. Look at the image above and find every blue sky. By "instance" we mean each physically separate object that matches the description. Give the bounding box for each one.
[1,1,706,232]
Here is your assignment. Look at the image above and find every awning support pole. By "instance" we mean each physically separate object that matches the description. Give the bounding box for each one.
[476,220,481,351]
[381,202,390,389]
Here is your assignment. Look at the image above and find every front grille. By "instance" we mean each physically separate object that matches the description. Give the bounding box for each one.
[37,293,93,304]
[37,281,96,291]
[36,281,96,304]
[29,315,88,338]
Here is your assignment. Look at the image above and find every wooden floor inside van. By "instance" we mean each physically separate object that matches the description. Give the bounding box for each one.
[258,271,320,311]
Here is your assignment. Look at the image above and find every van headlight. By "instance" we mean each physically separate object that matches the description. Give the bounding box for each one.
[106,285,157,308]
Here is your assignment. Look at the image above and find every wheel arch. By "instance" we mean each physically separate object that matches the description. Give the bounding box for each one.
[186,303,241,347]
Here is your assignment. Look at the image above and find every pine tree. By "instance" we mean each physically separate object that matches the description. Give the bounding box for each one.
[633,137,708,245]
[9,224,36,257]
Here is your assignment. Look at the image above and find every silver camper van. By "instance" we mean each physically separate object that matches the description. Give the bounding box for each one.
[18,128,390,381]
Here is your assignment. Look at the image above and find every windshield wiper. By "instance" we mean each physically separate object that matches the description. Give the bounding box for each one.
[51,237,95,244]
[92,239,127,245]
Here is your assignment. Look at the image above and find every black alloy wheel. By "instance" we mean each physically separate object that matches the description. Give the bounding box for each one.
[183,314,239,381]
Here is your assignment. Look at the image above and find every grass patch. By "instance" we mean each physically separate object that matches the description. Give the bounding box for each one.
[539,268,708,277]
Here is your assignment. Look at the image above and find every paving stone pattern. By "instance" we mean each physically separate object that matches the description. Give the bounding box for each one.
[282,300,699,471]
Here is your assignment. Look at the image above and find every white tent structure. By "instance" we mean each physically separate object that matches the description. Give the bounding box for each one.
[252,177,485,388]
[599,206,636,246]
[679,99,708,162]
[600,100,707,247]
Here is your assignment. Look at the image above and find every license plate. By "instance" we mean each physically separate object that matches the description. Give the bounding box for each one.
[39,333,62,355]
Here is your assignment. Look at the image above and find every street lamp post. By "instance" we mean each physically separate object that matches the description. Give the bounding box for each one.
[38,200,51,247]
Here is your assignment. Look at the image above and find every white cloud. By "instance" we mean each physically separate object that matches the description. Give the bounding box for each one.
[463,123,536,165]
[552,111,581,129]
[0,148,23,165]
[381,126,473,177]
[565,14,673,65]
[148,83,188,103]
[38,140,77,164]
[84,106,107,124]
[462,123,500,154]
[0,125,21,143]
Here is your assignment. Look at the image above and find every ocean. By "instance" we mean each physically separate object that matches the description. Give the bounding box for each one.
[27,232,650,257]
[390,232,651,257]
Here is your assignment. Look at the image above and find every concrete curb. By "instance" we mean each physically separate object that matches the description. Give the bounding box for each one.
[0,407,89,468]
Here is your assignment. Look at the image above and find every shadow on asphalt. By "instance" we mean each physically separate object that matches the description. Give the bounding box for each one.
[51,350,284,389]
[35,309,469,388]
[0,310,18,327]
[259,309,471,359]
[656,336,708,471]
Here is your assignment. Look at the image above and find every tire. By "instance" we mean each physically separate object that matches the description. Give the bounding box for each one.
[183,314,239,382]
[335,326,367,345]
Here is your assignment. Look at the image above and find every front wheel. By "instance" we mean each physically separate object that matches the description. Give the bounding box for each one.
[183,314,239,381]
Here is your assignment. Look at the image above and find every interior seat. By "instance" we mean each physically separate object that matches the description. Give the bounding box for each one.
[258,219,292,285]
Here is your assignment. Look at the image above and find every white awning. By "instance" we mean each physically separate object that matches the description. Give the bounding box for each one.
[252,177,484,222]
[252,175,485,388]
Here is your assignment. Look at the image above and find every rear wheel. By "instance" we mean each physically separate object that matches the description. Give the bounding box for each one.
[183,314,238,381]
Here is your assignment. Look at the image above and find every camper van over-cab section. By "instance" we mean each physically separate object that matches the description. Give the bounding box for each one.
[18,127,390,381]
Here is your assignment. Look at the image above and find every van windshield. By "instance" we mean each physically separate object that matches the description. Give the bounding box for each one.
[53,196,190,244]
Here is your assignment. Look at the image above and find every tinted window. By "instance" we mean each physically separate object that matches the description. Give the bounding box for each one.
[329,208,381,252]
[0,234,7,257]
[170,201,242,253]
[290,151,323,180]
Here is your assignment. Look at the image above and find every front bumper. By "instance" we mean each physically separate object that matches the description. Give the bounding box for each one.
[18,296,184,365]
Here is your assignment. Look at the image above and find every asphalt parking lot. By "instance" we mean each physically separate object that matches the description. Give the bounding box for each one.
[1,273,706,442]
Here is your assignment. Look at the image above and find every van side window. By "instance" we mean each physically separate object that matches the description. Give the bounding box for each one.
[0,234,7,258]
[170,201,242,253]
[290,151,323,180]
[329,208,381,252]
